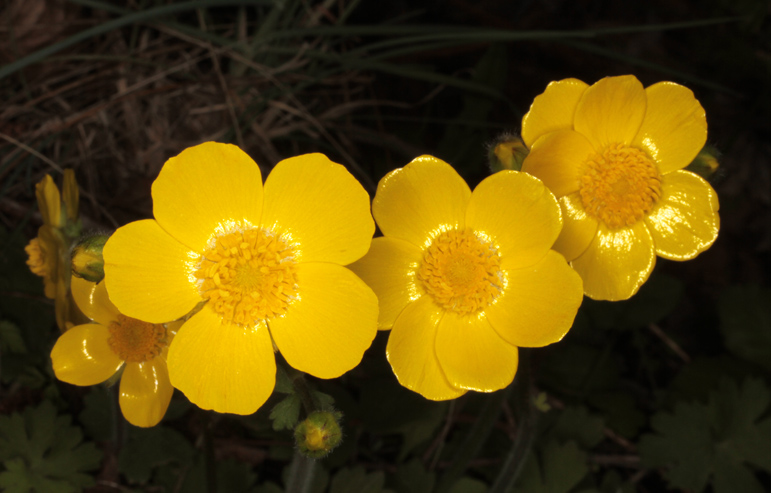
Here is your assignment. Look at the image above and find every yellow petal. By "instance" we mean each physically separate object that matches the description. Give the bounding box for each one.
[71,277,119,327]
[119,359,173,428]
[167,307,276,415]
[268,263,378,378]
[466,170,561,269]
[260,153,374,265]
[37,225,60,299]
[632,82,707,175]
[103,219,201,324]
[50,324,123,386]
[574,75,647,150]
[386,296,466,401]
[348,237,424,330]
[435,312,518,392]
[552,193,599,262]
[36,175,61,228]
[572,221,656,301]
[152,142,264,252]
[373,155,470,249]
[644,170,719,260]
[521,78,589,148]
[62,169,79,222]
[521,129,594,198]
[486,250,582,347]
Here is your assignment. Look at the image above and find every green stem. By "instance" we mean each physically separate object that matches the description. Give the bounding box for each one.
[285,450,317,493]
[434,389,509,493]
[203,418,217,493]
[489,350,537,493]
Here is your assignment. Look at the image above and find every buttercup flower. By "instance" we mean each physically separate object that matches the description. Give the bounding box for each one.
[25,170,81,330]
[103,142,378,415]
[349,156,583,400]
[521,75,720,300]
[50,276,176,427]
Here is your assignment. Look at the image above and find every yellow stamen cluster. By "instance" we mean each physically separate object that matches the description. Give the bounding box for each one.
[25,238,48,277]
[579,143,661,229]
[107,314,167,362]
[195,228,298,325]
[418,229,504,315]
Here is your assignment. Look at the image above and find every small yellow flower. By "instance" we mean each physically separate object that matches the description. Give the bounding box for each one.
[26,170,81,330]
[349,156,583,400]
[102,142,378,415]
[50,277,176,427]
[520,75,720,301]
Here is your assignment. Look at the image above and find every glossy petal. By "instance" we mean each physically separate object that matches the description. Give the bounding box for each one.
[152,142,264,252]
[487,250,582,347]
[521,129,594,198]
[348,237,424,330]
[373,156,471,249]
[104,219,201,324]
[435,313,518,392]
[521,78,589,148]
[167,307,276,415]
[574,75,647,150]
[552,193,599,262]
[386,296,465,400]
[260,153,374,265]
[36,175,61,228]
[120,359,173,427]
[632,82,707,175]
[467,171,561,269]
[269,263,378,378]
[572,221,656,301]
[71,277,119,327]
[51,324,123,386]
[645,170,720,260]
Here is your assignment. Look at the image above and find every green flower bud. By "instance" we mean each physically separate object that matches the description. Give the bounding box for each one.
[488,134,529,172]
[685,145,720,180]
[71,234,108,283]
[294,411,342,459]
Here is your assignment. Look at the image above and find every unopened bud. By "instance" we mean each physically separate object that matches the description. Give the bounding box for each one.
[72,234,108,283]
[488,134,529,172]
[294,411,342,459]
[686,145,720,180]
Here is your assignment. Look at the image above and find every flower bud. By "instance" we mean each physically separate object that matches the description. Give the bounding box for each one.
[294,411,342,459]
[686,145,720,180]
[71,234,108,283]
[488,134,529,172]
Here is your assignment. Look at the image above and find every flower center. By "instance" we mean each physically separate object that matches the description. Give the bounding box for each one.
[418,229,504,315]
[25,238,48,277]
[195,228,298,325]
[107,314,167,362]
[579,143,661,229]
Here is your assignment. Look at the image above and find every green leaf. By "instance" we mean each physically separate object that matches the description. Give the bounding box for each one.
[0,320,26,353]
[718,285,771,371]
[118,426,194,484]
[0,400,101,492]
[448,477,488,493]
[543,406,605,449]
[270,393,302,431]
[78,387,112,441]
[329,466,393,493]
[393,459,436,493]
[640,378,771,493]
[515,440,588,493]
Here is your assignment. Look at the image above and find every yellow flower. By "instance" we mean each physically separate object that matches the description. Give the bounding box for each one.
[349,156,583,400]
[50,277,176,427]
[102,142,378,415]
[520,75,720,301]
[25,170,81,330]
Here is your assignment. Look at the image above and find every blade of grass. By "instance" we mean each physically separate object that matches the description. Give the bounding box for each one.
[0,0,274,81]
